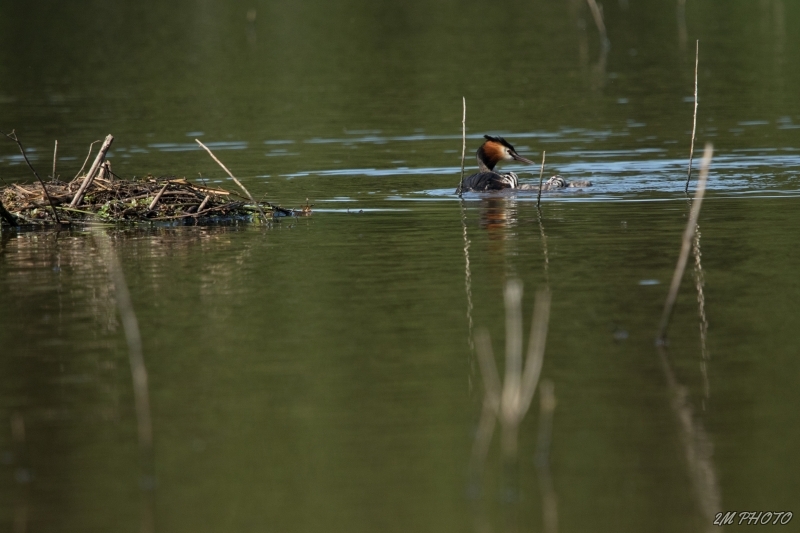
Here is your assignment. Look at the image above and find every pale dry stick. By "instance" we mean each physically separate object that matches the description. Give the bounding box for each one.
[195,139,269,223]
[73,140,101,181]
[70,134,114,207]
[2,130,62,224]
[657,143,713,344]
[536,151,547,207]
[535,380,559,533]
[685,40,699,193]
[147,182,170,211]
[95,160,107,183]
[457,97,467,196]
[197,195,211,213]
[51,140,58,181]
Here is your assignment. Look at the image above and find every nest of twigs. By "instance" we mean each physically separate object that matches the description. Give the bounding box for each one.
[0,132,311,227]
[0,174,310,226]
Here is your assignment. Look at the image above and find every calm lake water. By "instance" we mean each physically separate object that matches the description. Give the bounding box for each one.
[2,1,799,531]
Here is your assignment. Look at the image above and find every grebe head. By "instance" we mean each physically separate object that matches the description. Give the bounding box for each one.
[476,135,536,171]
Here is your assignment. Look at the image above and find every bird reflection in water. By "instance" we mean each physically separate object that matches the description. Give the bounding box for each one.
[478,197,518,236]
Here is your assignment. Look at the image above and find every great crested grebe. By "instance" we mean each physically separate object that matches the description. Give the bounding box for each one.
[458,135,590,192]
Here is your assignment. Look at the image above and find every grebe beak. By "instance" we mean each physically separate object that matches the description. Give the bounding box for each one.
[511,152,535,165]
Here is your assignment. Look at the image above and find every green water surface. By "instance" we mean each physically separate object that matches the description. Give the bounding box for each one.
[1,1,799,532]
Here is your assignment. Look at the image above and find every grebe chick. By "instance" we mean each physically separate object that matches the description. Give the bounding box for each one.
[457,135,591,192]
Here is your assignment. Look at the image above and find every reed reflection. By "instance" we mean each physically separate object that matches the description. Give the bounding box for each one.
[0,227,244,532]
[460,192,558,531]
[656,146,722,529]
[567,0,610,89]
[468,280,553,533]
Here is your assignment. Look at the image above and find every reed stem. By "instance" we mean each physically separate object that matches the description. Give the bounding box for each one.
[685,40,699,193]
[457,97,467,196]
[51,140,58,181]
[536,151,547,208]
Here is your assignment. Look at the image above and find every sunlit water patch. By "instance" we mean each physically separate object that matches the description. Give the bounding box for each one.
[269,129,800,202]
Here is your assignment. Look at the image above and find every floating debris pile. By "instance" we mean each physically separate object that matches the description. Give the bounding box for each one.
[0,175,297,225]
[0,132,309,227]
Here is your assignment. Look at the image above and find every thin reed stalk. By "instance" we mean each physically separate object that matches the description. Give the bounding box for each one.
[536,151,546,208]
[2,130,62,224]
[74,140,100,181]
[457,97,467,196]
[657,143,713,344]
[685,40,699,193]
[51,140,58,181]
[195,139,269,223]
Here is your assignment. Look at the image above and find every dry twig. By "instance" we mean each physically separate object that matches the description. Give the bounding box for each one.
[195,139,269,223]
[457,97,467,196]
[70,134,114,207]
[2,129,62,224]
[685,40,700,193]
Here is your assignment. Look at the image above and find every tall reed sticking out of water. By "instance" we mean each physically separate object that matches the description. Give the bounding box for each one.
[657,143,713,344]
[51,140,58,181]
[685,40,699,193]
[457,97,467,196]
[536,151,547,208]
